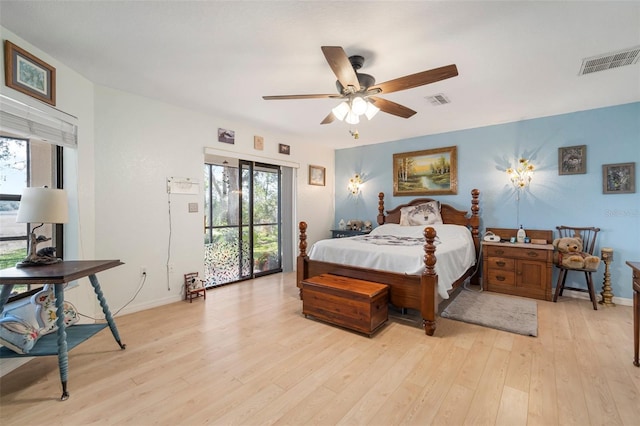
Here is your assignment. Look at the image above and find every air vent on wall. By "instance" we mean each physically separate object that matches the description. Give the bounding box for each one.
[579,45,640,75]
[425,93,451,105]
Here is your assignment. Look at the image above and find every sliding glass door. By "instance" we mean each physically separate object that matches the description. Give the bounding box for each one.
[204,159,281,286]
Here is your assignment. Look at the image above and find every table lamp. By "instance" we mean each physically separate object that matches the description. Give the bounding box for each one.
[15,187,69,267]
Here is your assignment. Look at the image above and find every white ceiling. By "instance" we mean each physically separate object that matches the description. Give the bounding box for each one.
[1,1,639,149]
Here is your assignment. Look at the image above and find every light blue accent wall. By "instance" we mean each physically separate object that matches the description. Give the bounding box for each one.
[335,102,639,299]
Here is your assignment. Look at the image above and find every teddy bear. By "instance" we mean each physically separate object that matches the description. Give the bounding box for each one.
[349,220,363,231]
[552,237,600,271]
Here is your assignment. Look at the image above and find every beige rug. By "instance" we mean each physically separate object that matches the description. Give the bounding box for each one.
[441,290,538,336]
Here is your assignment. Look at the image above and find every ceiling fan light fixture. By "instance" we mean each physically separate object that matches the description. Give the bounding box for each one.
[364,101,380,120]
[345,110,360,125]
[332,101,350,121]
[350,96,368,115]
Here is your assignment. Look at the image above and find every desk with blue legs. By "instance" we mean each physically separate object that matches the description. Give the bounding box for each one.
[0,260,125,400]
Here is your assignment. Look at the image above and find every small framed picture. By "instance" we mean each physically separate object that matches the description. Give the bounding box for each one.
[278,143,290,155]
[218,128,235,144]
[4,40,56,105]
[602,162,635,194]
[309,165,326,186]
[254,135,264,150]
[558,145,586,175]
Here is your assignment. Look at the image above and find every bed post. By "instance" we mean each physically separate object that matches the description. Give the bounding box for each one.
[469,188,481,285]
[297,221,308,300]
[377,192,385,225]
[421,226,438,336]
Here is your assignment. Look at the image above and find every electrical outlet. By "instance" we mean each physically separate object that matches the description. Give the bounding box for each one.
[140,266,147,276]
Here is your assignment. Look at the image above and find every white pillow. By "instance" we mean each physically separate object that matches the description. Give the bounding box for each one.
[0,315,39,354]
[399,201,443,226]
[31,285,79,335]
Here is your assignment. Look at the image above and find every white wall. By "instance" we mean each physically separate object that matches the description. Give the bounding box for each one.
[0,25,335,319]
[0,27,98,318]
[93,86,334,314]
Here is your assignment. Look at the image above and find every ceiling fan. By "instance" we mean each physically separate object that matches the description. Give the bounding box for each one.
[262,46,458,125]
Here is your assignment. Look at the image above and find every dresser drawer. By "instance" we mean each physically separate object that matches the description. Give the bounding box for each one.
[486,268,515,286]
[486,245,548,261]
[486,257,515,270]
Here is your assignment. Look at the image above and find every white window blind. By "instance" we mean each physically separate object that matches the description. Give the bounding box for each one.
[0,94,77,147]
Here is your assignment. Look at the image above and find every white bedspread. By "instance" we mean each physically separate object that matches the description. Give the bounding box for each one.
[308,223,476,299]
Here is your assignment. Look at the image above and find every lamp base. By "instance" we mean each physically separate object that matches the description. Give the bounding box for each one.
[16,256,63,268]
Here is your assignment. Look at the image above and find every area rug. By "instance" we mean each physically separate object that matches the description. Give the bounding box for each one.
[441,290,538,336]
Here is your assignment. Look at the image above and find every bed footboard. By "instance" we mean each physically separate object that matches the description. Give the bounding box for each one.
[297,221,439,336]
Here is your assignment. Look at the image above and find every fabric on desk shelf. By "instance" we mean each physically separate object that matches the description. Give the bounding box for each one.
[0,315,39,354]
[0,323,107,358]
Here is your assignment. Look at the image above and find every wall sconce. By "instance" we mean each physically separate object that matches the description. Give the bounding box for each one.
[348,174,362,195]
[506,158,535,189]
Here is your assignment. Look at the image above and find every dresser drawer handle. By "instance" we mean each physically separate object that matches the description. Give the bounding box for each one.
[527,251,540,258]
[496,261,506,267]
[496,275,505,281]
[495,249,504,255]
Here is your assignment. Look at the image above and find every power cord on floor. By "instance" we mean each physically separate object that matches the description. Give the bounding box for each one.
[78,272,147,321]
[463,239,484,293]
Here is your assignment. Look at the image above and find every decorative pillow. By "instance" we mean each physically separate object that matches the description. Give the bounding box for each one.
[399,201,443,226]
[31,285,79,335]
[0,315,40,354]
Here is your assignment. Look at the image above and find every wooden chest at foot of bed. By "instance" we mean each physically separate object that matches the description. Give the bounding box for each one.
[301,274,389,336]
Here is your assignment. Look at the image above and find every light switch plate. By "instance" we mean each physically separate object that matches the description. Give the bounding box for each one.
[188,202,198,213]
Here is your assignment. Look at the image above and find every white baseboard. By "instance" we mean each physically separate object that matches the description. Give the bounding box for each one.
[111,294,184,317]
[560,289,632,307]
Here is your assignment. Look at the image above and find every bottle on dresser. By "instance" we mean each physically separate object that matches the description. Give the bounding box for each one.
[517,225,527,243]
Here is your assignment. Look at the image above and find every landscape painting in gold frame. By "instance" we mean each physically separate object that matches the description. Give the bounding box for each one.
[393,146,457,196]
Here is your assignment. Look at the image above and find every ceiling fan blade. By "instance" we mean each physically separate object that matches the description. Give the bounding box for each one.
[371,64,458,94]
[320,112,335,125]
[369,96,417,119]
[262,94,341,100]
[321,46,360,92]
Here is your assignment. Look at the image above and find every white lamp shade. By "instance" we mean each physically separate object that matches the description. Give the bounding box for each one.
[351,97,367,115]
[331,102,350,121]
[16,187,69,224]
[364,101,380,120]
[345,110,360,125]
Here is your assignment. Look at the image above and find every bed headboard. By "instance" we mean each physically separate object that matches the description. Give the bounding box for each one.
[377,189,481,255]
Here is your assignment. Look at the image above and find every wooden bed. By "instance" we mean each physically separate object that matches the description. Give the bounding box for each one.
[296,188,480,336]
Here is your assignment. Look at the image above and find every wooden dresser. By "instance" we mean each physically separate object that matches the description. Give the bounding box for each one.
[483,228,554,301]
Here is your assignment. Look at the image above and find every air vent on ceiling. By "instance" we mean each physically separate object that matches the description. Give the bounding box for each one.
[426,93,450,105]
[579,45,640,75]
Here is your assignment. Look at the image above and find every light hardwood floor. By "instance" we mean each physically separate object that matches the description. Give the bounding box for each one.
[1,272,638,425]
